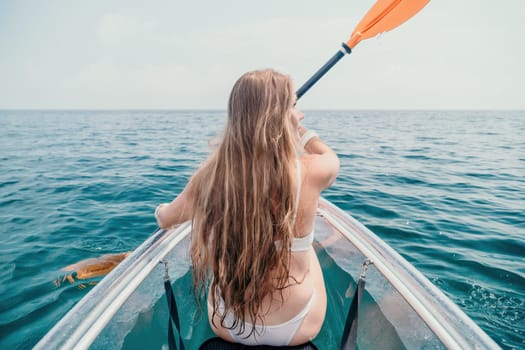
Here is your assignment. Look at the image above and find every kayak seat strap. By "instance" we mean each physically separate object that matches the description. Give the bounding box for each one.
[340,259,371,350]
[163,261,186,350]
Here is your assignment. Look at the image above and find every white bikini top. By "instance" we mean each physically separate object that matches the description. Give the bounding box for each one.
[290,231,314,252]
[290,159,314,252]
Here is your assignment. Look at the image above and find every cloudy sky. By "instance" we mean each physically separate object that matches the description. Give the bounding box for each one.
[1,0,524,110]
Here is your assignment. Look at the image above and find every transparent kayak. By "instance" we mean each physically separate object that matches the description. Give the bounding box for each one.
[34,198,500,349]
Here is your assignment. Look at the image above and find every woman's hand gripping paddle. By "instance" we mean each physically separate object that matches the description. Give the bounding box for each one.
[296,0,430,99]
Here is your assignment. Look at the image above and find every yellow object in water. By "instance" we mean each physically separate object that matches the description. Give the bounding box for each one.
[55,252,131,286]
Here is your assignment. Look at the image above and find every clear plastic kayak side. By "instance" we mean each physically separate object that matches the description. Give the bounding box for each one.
[34,198,501,349]
[33,222,194,350]
[316,198,500,350]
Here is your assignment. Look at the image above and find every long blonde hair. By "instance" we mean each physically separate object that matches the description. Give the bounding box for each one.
[189,69,298,335]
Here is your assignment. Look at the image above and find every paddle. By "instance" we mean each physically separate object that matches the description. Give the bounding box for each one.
[296,0,430,99]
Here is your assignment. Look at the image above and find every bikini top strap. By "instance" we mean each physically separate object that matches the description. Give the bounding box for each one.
[292,159,301,224]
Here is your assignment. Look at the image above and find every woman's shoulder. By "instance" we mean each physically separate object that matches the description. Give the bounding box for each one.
[301,153,339,190]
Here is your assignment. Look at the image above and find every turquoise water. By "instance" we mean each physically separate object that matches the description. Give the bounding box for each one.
[0,110,523,349]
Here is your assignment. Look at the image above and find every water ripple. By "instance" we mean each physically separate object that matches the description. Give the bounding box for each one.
[0,110,524,349]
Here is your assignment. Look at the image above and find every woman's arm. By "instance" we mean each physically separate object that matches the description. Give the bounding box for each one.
[299,125,340,190]
[155,184,194,229]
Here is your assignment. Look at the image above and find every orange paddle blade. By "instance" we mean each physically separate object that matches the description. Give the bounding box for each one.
[347,0,430,48]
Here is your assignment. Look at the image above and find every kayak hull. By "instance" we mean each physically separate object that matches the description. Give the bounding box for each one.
[34,198,500,350]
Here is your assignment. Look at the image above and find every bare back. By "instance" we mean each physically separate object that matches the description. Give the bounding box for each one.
[210,150,339,345]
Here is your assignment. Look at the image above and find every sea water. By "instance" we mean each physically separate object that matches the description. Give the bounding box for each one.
[0,110,523,349]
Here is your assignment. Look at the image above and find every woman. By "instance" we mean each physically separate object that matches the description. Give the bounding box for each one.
[155,69,339,346]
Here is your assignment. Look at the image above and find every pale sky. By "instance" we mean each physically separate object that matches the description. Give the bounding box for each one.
[1,0,524,110]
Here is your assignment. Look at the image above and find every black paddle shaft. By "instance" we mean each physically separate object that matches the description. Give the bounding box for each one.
[296,43,352,100]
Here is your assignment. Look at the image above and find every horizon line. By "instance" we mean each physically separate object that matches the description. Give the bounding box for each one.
[1,108,524,112]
